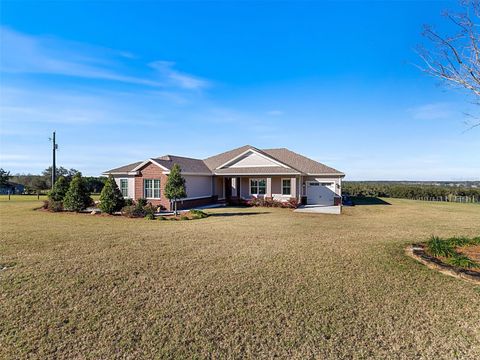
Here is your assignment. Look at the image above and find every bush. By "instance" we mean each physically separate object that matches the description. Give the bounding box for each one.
[99,176,125,214]
[426,235,480,269]
[63,173,93,212]
[189,209,209,219]
[144,213,155,220]
[121,201,156,218]
[124,198,134,206]
[48,176,69,201]
[180,215,189,220]
[137,198,148,207]
[48,200,64,212]
[247,197,299,208]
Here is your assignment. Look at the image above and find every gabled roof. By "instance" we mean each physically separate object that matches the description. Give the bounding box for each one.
[104,161,143,174]
[262,148,343,175]
[151,155,211,174]
[103,145,343,176]
[202,145,254,170]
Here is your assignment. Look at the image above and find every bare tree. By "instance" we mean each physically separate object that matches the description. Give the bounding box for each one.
[418,0,480,130]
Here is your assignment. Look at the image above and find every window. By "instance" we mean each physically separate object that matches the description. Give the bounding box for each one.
[250,178,266,195]
[282,179,291,195]
[120,179,129,197]
[144,179,161,198]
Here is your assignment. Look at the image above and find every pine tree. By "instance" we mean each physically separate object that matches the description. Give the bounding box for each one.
[63,173,92,212]
[99,176,125,214]
[48,176,69,201]
[164,164,186,215]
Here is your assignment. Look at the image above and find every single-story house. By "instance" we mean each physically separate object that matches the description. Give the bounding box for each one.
[103,145,344,210]
[0,181,25,195]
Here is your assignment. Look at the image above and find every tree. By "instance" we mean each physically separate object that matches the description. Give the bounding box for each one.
[418,0,480,130]
[164,164,186,215]
[63,173,92,212]
[0,168,10,187]
[48,176,69,201]
[42,167,79,188]
[99,176,125,214]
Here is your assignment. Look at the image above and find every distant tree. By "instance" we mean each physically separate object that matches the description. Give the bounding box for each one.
[0,168,10,187]
[63,173,92,212]
[418,0,480,130]
[84,176,107,193]
[164,164,186,215]
[42,167,79,187]
[99,176,125,214]
[30,176,49,192]
[48,176,69,201]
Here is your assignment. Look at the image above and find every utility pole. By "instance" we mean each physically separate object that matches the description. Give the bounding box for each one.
[51,131,58,189]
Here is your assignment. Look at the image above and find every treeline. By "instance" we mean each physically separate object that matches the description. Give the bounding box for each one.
[8,166,106,194]
[343,182,480,200]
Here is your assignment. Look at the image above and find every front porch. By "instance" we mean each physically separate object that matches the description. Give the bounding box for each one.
[214,176,301,202]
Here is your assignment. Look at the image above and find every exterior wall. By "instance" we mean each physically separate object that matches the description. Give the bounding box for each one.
[113,175,135,199]
[184,175,213,199]
[227,152,279,168]
[214,177,224,199]
[237,176,299,202]
[302,176,342,196]
[134,163,170,210]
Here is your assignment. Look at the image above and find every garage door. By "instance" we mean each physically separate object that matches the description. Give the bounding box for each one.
[306,181,335,205]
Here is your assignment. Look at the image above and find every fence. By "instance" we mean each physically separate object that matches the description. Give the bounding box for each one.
[414,195,479,203]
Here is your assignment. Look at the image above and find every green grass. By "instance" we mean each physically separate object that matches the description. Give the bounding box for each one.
[427,236,480,268]
[1,198,480,358]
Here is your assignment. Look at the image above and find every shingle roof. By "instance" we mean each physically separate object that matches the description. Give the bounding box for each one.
[152,155,211,173]
[103,145,343,176]
[262,148,343,175]
[104,161,143,174]
[203,145,254,170]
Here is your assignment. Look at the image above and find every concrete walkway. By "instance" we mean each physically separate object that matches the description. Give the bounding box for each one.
[294,205,341,214]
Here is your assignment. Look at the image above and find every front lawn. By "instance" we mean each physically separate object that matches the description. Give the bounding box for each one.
[1,198,479,358]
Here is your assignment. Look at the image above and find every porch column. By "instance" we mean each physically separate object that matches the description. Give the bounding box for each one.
[291,177,297,198]
[266,177,272,197]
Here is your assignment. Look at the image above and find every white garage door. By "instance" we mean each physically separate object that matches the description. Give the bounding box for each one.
[306,181,335,205]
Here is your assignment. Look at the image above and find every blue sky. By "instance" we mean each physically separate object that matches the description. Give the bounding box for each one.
[0,0,478,180]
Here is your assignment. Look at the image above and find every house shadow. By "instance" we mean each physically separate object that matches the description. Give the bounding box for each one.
[351,197,391,206]
[208,211,268,217]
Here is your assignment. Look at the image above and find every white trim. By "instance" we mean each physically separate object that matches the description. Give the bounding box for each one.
[281,178,292,196]
[249,178,267,196]
[214,172,300,176]
[217,149,291,169]
[162,171,212,176]
[307,173,345,177]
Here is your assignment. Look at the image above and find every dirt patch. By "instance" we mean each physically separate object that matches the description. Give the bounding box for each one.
[458,245,480,264]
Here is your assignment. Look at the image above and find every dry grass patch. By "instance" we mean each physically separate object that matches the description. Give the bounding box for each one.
[1,198,480,359]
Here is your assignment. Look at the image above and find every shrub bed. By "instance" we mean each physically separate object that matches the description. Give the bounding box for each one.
[247,197,298,209]
[425,236,480,269]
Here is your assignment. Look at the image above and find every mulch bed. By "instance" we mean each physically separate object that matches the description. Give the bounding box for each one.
[405,243,480,285]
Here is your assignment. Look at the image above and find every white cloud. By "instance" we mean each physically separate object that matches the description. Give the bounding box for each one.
[407,102,454,120]
[0,27,208,90]
[149,61,209,90]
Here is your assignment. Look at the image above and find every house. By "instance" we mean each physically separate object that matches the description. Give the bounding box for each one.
[103,145,344,210]
[0,181,25,195]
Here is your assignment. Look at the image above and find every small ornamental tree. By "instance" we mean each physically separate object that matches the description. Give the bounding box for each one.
[99,176,125,214]
[48,176,69,201]
[63,173,92,212]
[164,164,186,215]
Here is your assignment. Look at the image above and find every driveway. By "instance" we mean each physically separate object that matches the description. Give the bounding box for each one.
[294,205,341,214]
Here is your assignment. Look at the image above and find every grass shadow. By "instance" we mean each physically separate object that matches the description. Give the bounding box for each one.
[208,212,268,217]
[352,197,391,206]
